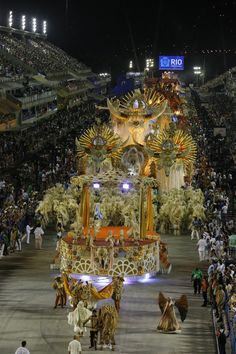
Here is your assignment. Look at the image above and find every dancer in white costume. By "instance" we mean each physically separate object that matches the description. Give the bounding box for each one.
[157,164,185,192]
[68,301,92,334]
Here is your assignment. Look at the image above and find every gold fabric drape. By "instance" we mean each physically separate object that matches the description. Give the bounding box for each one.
[63,276,113,299]
[80,184,90,228]
[146,187,154,232]
[63,276,72,295]
[139,186,146,239]
[90,283,113,300]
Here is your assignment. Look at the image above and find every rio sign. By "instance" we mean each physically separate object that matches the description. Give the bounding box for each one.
[159,56,184,71]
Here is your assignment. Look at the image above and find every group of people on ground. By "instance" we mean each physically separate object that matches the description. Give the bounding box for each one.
[189,87,236,354]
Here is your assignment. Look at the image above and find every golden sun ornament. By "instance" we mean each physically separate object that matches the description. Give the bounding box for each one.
[76,125,125,161]
[146,128,197,176]
[107,88,167,121]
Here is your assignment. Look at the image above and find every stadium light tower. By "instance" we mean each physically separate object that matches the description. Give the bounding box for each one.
[43,20,47,34]
[32,18,37,33]
[21,15,26,31]
[145,58,154,75]
[129,60,133,70]
[193,66,201,75]
[193,66,202,87]
[146,58,154,69]
[8,10,13,28]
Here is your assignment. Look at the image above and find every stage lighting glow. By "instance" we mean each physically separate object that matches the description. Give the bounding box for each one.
[122,183,130,191]
[32,18,37,33]
[81,275,91,282]
[172,115,178,123]
[138,273,154,283]
[8,11,13,28]
[43,20,47,34]
[21,15,26,31]
[93,182,100,189]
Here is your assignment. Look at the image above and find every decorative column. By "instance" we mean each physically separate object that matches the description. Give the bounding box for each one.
[146,186,154,232]
[80,184,90,229]
[139,185,146,239]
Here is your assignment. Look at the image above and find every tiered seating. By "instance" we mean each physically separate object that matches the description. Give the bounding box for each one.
[0,33,90,76]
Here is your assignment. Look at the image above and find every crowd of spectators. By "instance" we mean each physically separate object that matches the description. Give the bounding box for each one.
[0,33,89,76]
[13,84,52,99]
[206,95,233,127]
[60,79,89,93]
[201,66,236,98]
[0,57,24,80]
[0,100,109,258]
[0,113,14,125]
[189,88,236,353]
[0,102,100,170]
[0,59,235,351]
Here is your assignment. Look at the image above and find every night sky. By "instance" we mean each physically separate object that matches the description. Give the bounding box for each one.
[0,0,236,80]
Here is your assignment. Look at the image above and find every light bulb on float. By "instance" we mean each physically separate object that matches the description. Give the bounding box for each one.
[122,183,130,191]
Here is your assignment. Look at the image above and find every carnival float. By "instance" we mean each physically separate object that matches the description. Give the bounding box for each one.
[37,84,205,278]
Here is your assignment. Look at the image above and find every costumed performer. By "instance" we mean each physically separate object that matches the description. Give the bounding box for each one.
[52,275,67,309]
[157,292,188,333]
[68,301,92,334]
[112,275,124,312]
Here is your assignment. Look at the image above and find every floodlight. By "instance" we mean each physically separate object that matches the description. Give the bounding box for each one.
[43,20,47,34]
[21,15,26,31]
[32,18,37,33]
[8,11,13,28]
[146,58,154,68]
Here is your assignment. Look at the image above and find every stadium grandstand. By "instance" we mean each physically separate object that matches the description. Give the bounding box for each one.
[200,66,236,97]
[0,25,111,130]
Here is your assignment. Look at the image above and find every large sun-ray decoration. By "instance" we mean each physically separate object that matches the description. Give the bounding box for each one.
[108,88,167,120]
[146,127,197,176]
[76,125,125,163]
[106,89,168,146]
[118,88,166,114]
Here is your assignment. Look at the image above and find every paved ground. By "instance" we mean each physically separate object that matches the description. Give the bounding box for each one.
[0,233,216,354]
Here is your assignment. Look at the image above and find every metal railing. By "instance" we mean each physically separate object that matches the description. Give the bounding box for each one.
[225,301,236,354]
[17,90,56,104]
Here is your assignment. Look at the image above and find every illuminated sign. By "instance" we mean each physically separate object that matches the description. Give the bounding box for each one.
[159,56,184,70]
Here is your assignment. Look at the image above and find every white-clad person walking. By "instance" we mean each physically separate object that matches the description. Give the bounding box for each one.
[34,224,44,249]
[68,335,82,354]
[191,217,200,240]
[197,236,207,262]
[26,224,33,244]
[15,340,30,354]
